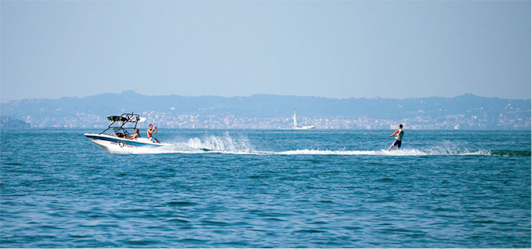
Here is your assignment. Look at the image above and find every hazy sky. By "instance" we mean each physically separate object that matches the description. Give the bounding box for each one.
[1,1,530,101]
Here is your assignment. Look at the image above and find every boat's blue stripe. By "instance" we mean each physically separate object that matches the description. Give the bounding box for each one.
[85,135,161,147]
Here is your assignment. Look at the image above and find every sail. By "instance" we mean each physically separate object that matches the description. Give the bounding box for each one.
[293,109,297,127]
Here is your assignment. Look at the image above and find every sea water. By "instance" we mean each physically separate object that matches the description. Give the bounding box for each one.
[1,129,530,247]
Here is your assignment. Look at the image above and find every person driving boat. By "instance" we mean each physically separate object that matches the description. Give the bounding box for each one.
[128,129,141,139]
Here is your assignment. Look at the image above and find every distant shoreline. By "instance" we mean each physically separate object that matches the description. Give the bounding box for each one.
[1,92,530,130]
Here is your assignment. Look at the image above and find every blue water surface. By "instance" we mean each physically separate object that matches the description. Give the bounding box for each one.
[1,129,530,247]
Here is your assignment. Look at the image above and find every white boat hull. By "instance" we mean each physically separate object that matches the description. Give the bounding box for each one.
[84,133,166,153]
[293,126,316,129]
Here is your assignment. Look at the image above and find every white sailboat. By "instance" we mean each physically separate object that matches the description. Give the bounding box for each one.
[293,109,315,129]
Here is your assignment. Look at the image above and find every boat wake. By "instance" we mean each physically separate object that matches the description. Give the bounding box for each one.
[127,133,255,154]
[271,148,492,156]
[108,134,522,157]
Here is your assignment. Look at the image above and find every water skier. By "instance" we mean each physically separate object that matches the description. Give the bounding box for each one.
[147,124,161,143]
[388,124,404,151]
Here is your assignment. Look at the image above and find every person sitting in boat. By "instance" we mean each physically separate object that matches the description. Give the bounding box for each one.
[147,124,161,143]
[116,132,125,138]
[128,129,141,139]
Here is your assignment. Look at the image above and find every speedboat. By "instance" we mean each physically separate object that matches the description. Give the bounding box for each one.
[84,113,166,152]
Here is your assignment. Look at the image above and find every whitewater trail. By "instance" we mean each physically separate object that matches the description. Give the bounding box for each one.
[116,133,494,156]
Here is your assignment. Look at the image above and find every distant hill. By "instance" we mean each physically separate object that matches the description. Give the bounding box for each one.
[0,116,30,129]
[1,91,530,129]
